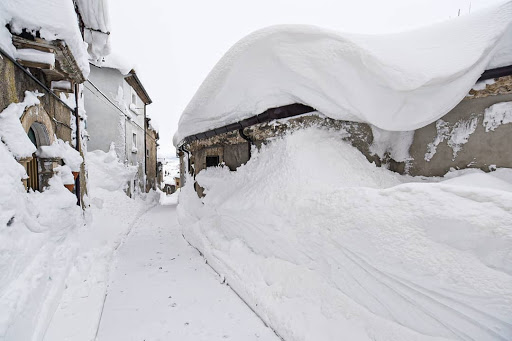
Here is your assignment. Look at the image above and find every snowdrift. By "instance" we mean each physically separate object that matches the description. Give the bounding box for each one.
[43,148,158,341]
[174,1,512,145]
[87,144,138,192]
[0,132,83,341]
[178,127,512,341]
[0,133,152,340]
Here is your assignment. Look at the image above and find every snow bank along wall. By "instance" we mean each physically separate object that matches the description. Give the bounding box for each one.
[0,48,87,204]
[179,72,512,193]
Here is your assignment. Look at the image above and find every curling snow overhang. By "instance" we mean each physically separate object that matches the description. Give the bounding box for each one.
[173,1,512,146]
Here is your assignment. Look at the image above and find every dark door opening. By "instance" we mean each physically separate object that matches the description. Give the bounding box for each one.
[27,127,39,192]
[206,155,220,168]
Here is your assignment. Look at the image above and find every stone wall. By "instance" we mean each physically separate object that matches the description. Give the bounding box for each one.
[0,51,86,205]
[145,125,159,191]
[467,75,512,99]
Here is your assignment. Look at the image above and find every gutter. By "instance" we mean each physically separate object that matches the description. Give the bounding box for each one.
[179,103,316,148]
[478,65,512,81]
[74,83,81,206]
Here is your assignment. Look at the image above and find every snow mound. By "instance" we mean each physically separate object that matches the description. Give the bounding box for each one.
[174,1,512,145]
[0,129,83,340]
[0,91,42,159]
[38,139,83,172]
[179,127,512,341]
[87,144,137,192]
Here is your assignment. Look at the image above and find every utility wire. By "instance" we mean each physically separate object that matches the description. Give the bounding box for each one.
[84,80,157,143]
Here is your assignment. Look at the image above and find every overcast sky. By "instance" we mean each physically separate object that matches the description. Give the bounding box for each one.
[107,0,502,159]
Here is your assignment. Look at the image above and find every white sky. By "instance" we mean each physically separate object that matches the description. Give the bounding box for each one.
[107,0,503,158]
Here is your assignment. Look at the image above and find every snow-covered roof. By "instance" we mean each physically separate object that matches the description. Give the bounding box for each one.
[0,0,90,77]
[173,1,512,146]
[93,53,135,75]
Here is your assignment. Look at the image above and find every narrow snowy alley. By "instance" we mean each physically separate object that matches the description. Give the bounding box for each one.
[95,201,279,341]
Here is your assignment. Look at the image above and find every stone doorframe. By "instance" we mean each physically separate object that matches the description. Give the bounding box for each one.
[19,104,58,191]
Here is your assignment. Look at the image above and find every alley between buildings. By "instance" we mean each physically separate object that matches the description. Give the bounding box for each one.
[93,202,278,341]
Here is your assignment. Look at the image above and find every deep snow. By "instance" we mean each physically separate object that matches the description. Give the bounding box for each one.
[174,1,512,145]
[178,127,512,341]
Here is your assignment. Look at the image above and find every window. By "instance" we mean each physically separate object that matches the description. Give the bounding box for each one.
[132,133,137,148]
[206,155,220,168]
[131,89,137,105]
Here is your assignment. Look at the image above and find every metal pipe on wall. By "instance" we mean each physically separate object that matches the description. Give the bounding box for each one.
[74,83,81,206]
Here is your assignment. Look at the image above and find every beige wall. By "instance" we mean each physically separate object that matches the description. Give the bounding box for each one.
[145,124,159,191]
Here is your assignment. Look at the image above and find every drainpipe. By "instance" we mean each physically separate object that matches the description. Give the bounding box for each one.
[238,128,253,159]
[180,145,191,175]
[74,83,81,206]
[143,104,147,192]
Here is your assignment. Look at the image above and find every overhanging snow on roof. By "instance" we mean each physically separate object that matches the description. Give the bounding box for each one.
[173,1,512,146]
[0,0,91,78]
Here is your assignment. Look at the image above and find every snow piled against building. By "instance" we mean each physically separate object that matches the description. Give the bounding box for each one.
[178,127,512,341]
[174,1,512,145]
[0,0,90,76]
[0,125,84,340]
[88,144,138,192]
[0,120,151,340]
[43,148,157,341]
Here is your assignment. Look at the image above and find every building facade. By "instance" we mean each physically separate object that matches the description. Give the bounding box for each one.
[84,64,157,196]
[0,15,90,206]
[178,69,512,196]
[145,117,159,191]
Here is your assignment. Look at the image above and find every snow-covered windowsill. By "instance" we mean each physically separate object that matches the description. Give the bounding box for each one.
[131,146,138,154]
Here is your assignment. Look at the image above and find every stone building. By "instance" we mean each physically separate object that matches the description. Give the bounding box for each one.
[0,0,109,206]
[177,67,512,196]
[145,117,160,191]
[84,64,157,195]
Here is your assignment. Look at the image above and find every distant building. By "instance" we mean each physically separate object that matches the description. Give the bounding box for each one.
[84,64,157,196]
[145,117,160,190]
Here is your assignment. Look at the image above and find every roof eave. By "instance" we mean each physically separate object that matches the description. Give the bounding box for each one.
[124,69,152,105]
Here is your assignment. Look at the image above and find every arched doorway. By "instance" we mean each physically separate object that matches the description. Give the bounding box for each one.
[25,122,51,192]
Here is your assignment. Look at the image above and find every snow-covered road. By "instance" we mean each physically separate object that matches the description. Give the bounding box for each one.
[95,202,278,341]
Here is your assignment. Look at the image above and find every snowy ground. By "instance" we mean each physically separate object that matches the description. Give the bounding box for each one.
[1,145,277,340]
[95,202,278,341]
